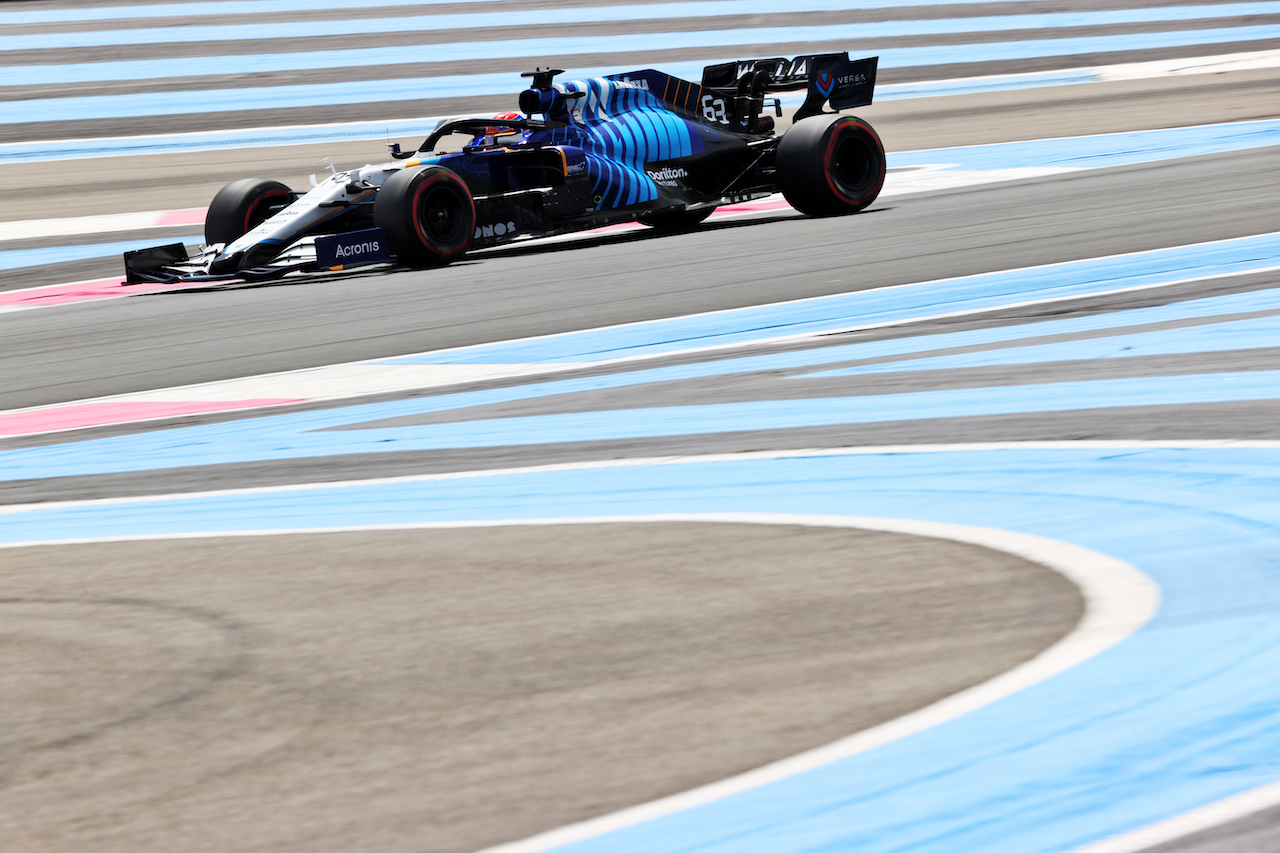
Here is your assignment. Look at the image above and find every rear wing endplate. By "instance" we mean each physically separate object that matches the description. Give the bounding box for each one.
[701,52,878,120]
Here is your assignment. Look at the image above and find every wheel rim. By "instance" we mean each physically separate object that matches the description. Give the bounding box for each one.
[417,184,468,247]
[831,132,878,197]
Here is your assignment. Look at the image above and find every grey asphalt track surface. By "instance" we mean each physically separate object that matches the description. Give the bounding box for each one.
[3,1,1280,851]
[3,137,1278,414]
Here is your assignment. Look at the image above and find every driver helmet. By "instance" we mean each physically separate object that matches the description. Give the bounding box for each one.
[475,112,524,147]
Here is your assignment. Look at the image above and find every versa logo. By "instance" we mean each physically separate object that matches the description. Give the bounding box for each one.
[816,73,836,97]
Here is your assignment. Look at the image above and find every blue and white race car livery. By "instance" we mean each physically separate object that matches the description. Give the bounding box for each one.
[125,53,884,282]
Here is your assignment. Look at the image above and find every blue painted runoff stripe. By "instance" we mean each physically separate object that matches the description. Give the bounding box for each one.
[0,117,460,165]
[0,71,1128,165]
[3,369,1280,482]
[4,446,1280,853]
[636,286,1280,383]
[385,231,1280,364]
[0,0,1071,27]
[804,312,1280,377]
[0,237,200,273]
[894,119,1280,171]
[5,287,1279,485]
[0,69,1093,164]
[4,26,1280,124]
[2,4,1274,70]
[0,69,1092,165]
[469,286,1280,383]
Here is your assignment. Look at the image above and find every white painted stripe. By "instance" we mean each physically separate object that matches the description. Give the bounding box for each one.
[1094,46,1280,80]
[0,209,203,243]
[2,211,162,242]
[1068,779,1280,852]
[112,362,591,403]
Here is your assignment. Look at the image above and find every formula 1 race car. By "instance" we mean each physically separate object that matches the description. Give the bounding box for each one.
[124,52,884,283]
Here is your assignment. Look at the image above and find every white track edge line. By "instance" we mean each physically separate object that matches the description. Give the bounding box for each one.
[1068,778,1280,853]
[472,513,1160,853]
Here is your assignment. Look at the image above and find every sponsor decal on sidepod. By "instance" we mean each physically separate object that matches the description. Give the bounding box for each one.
[475,221,519,238]
[647,166,688,187]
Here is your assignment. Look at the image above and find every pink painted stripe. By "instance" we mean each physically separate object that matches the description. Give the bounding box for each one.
[716,198,793,215]
[0,399,305,436]
[0,275,213,310]
[153,207,208,227]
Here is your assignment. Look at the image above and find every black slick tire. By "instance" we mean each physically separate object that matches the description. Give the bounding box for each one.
[205,178,293,245]
[637,206,715,231]
[374,165,475,268]
[776,115,885,216]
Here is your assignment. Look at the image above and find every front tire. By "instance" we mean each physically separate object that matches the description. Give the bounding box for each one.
[776,115,885,216]
[205,178,293,245]
[374,165,475,268]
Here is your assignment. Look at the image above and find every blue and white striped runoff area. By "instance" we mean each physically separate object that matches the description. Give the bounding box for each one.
[1,0,1278,140]
[5,3,1280,853]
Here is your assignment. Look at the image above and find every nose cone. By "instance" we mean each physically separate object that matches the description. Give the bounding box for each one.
[209,242,278,274]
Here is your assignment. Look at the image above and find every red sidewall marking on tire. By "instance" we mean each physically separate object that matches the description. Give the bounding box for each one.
[822,118,883,207]
[410,172,474,257]
[242,189,289,235]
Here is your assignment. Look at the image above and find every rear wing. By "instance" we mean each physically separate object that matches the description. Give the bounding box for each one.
[701,52,878,121]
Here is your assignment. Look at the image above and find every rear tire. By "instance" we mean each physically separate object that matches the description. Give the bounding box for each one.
[374,165,475,268]
[638,206,714,231]
[205,178,293,245]
[776,115,885,216]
